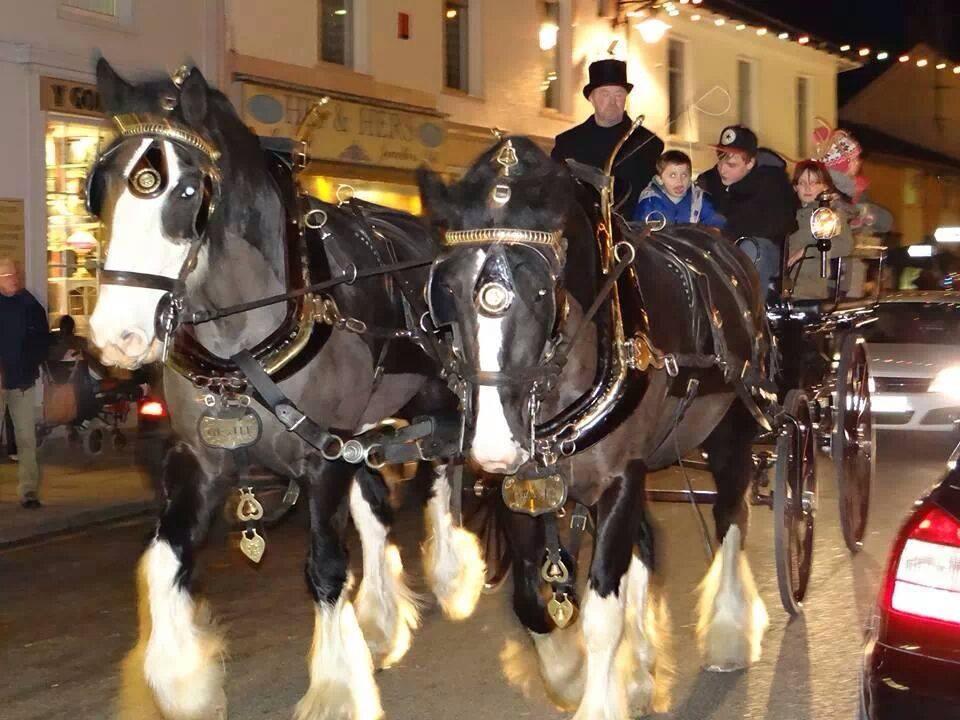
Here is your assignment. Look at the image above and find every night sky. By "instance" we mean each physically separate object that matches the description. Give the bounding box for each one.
[726,0,957,56]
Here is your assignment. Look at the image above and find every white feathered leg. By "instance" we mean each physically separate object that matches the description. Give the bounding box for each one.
[531,623,586,711]
[571,579,629,720]
[294,591,384,720]
[349,480,419,669]
[619,555,674,715]
[131,539,227,720]
[422,465,486,620]
[696,525,769,671]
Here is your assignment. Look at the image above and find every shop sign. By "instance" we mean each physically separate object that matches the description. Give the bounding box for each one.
[241,83,445,171]
[0,199,25,268]
[40,77,103,118]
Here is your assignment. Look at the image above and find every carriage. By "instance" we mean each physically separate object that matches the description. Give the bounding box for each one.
[87,61,886,720]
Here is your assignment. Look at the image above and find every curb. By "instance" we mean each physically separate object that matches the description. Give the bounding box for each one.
[0,500,158,549]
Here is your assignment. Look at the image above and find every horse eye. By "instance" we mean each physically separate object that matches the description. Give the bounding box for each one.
[181,186,197,199]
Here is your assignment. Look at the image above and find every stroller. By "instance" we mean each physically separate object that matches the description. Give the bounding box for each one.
[38,331,145,455]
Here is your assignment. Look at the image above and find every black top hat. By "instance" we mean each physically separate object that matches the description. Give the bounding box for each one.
[583,59,634,100]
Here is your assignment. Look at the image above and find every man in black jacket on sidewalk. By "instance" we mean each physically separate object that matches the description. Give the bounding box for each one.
[0,257,50,508]
[698,125,798,299]
[552,59,664,213]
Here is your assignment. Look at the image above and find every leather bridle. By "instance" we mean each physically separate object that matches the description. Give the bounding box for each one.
[86,112,223,345]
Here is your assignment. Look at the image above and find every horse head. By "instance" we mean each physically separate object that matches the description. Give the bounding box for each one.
[419,137,574,474]
[87,58,271,369]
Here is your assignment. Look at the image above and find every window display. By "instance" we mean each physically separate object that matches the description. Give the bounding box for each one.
[46,118,113,335]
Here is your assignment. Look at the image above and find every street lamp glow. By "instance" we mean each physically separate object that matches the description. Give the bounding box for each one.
[636,17,670,43]
[714,17,725,26]
[446,9,457,19]
[955,66,960,74]
[736,24,746,31]
[778,32,789,40]
[799,36,810,44]
[539,22,559,51]
[937,62,947,70]
[756,27,767,36]
[840,44,851,52]
[917,59,929,67]
[907,244,934,258]
[858,48,870,57]
[899,55,910,62]
[877,52,889,60]
[691,13,701,21]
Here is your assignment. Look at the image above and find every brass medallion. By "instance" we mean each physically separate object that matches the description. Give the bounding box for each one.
[502,472,567,516]
[198,408,261,450]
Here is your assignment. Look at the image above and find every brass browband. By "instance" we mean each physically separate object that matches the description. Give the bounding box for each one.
[112,113,221,163]
[442,228,565,259]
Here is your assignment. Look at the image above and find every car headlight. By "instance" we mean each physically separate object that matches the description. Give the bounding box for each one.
[929,367,960,399]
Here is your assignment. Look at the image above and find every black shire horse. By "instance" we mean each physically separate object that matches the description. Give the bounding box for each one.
[419,137,772,718]
[88,60,484,720]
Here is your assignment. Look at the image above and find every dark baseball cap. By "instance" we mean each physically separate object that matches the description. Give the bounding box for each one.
[710,125,758,157]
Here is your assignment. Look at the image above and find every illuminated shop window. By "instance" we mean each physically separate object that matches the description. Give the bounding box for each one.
[307,175,422,216]
[45,118,113,335]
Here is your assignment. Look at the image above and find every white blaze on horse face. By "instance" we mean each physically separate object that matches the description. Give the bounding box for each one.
[470,315,527,473]
[89,139,194,368]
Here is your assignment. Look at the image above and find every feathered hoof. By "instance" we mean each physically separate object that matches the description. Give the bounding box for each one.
[294,682,382,720]
[424,526,486,621]
[355,546,421,669]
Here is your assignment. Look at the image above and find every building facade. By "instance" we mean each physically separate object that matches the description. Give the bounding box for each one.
[0,0,222,333]
[0,0,842,334]
[840,44,960,244]
[224,0,842,213]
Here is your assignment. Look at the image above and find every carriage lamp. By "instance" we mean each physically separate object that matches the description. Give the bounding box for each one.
[811,206,841,278]
[930,367,960,400]
[810,206,841,241]
[477,282,513,316]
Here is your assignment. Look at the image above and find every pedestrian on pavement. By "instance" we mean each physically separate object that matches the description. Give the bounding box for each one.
[633,149,726,228]
[552,58,665,212]
[0,257,50,509]
[697,125,797,300]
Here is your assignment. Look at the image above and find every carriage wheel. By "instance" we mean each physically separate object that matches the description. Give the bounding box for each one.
[774,390,817,616]
[461,482,512,593]
[834,334,874,553]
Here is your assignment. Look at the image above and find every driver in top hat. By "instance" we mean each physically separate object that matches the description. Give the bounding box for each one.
[552,59,664,212]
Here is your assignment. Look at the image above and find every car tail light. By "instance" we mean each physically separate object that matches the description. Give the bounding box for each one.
[139,400,167,418]
[883,505,960,626]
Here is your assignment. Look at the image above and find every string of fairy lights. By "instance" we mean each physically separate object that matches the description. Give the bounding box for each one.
[615,0,960,74]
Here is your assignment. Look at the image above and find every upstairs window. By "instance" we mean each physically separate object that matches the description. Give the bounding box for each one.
[444,1,470,92]
[319,0,354,67]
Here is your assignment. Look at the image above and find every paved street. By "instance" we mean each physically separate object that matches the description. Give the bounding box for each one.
[1,431,955,720]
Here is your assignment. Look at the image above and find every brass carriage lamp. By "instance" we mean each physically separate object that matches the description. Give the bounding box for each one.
[810,201,842,279]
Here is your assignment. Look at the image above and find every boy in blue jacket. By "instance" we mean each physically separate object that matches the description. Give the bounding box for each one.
[633,150,725,228]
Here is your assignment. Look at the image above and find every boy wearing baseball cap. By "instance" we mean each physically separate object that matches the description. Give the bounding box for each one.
[697,125,797,298]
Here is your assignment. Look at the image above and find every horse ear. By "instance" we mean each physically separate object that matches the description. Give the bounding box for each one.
[96,57,133,112]
[180,68,209,126]
[417,166,458,228]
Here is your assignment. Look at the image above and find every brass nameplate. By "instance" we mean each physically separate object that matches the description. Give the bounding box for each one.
[198,411,261,450]
[502,473,567,516]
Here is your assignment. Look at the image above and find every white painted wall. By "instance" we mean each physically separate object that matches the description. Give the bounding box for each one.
[0,0,222,300]
[841,44,960,162]
[226,0,839,171]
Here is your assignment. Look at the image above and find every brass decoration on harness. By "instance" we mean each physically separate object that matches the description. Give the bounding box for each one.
[239,528,266,563]
[502,471,567,516]
[236,487,267,563]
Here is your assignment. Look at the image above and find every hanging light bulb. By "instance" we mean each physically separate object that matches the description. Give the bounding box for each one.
[798,36,810,44]
[539,21,559,51]
[635,14,670,43]
[778,32,789,40]
[899,55,910,63]
[917,59,929,67]
[756,27,767,36]
[858,48,870,56]
[937,62,947,70]
[877,52,889,60]
[840,44,851,52]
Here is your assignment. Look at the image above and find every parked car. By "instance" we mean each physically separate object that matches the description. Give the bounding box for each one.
[863,291,960,431]
[860,466,960,719]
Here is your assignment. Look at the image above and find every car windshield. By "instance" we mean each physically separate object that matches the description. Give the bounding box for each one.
[864,302,960,345]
